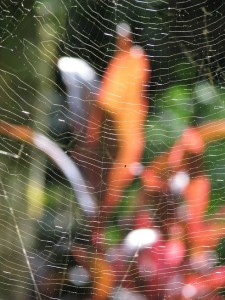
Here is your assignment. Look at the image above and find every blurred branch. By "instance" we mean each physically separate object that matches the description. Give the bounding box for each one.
[0,121,97,216]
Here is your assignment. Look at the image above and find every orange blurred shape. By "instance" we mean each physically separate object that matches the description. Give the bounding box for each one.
[183,175,210,223]
[193,222,225,251]
[98,26,150,210]
[91,254,115,300]
[0,121,33,143]
[181,127,205,154]
[98,45,149,117]
[168,127,205,171]
[182,175,210,252]
[72,246,114,300]
[168,140,185,171]
[141,168,164,192]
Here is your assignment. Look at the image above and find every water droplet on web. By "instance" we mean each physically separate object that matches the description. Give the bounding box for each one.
[104,33,113,37]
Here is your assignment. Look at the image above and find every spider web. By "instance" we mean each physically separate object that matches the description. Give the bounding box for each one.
[1,1,225,299]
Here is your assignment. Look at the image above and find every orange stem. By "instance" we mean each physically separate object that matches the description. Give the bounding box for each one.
[0,121,33,143]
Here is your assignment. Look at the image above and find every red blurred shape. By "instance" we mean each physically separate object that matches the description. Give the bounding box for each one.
[165,239,186,267]
[134,211,153,229]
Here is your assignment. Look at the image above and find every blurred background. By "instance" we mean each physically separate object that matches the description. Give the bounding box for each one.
[1,1,225,299]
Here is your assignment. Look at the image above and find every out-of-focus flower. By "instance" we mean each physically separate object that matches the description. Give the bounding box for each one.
[97,22,150,212]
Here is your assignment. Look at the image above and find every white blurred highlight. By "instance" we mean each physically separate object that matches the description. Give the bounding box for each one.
[169,171,190,194]
[182,284,197,299]
[57,57,96,82]
[116,22,131,38]
[112,287,147,300]
[123,228,160,256]
[33,132,97,215]
[129,162,144,176]
[68,266,91,286]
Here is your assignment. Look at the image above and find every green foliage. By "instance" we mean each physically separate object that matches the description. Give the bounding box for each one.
[104,225,122,246]
[204,140,225,214]
[144,114,176,163]
[194,81,225,124]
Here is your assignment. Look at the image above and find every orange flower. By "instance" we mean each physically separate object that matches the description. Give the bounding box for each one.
[168,127,205,171]
[141,168,164,193]
[72,245,114,300]
[183,175,210,225]
[97,23,150,211]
